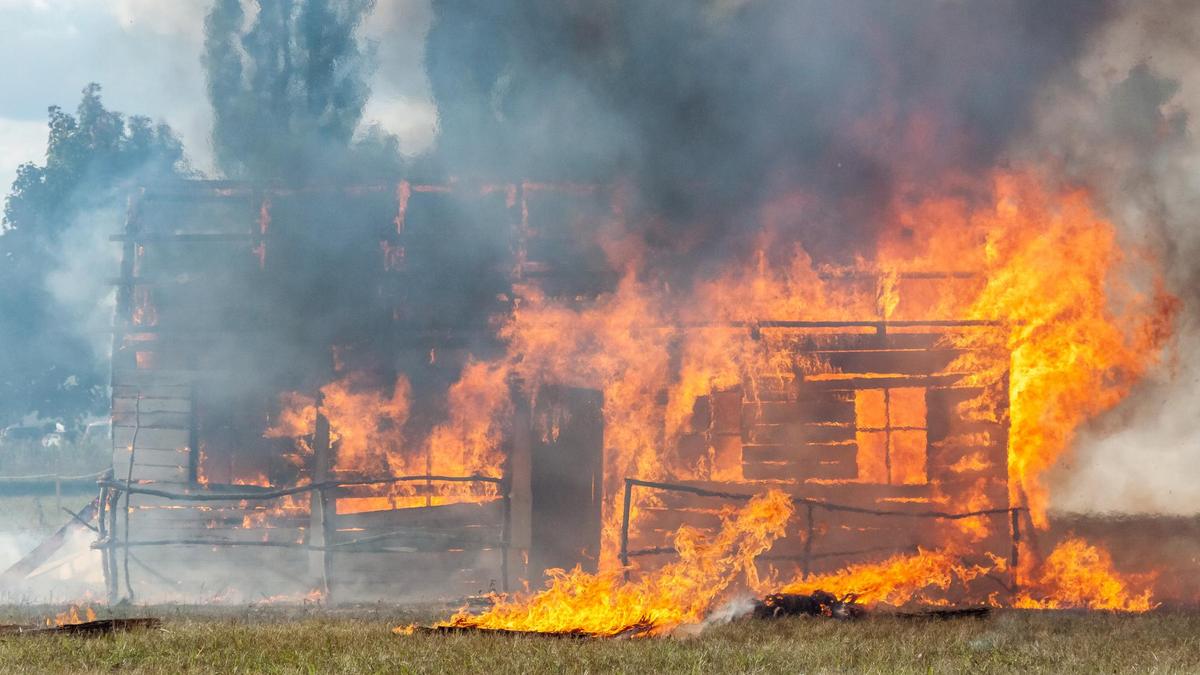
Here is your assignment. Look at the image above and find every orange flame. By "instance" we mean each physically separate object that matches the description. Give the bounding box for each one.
[47,605,97,627]
[772,535,1156,612]
[400,490,793,637]
[250,165,1174,614]
[262,361,511,514]
[773,548,991,608]
[924,173,1179,524]
[1015,537,1156,612]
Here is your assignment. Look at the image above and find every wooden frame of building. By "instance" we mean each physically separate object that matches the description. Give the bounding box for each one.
[101,180,1012,604]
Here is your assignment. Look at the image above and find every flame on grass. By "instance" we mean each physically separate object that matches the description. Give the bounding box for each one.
[47,605,97,627]
[1014,537,1156,612]
[773,547,990,607]
[399,490,793,637]
[772,537,1155,612]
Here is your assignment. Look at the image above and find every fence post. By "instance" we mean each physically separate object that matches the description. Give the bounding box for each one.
[97,484,112,604]
[802,502,815,579]
[619,478,634,578]
[500,481,511,593]
[107,485,120,604]
[1009,507,1021,592]
[310,409,334,602]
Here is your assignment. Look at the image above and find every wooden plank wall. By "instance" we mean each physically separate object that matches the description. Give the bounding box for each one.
[637,330,1011,597]
[111,370,195,487]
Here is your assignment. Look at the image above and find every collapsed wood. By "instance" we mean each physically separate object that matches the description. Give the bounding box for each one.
[753,591,865,620]
[894,607,991,620]
[409,621,656,639]
[0,618,161,637]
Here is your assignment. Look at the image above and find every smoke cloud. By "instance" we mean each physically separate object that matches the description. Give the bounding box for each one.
[1027,0,1200,515]
[410,0,1200,517]
[417,0,1116,268]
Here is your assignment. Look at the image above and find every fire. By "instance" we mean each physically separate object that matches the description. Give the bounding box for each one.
[244,165,1175,610]
[772,548,990,608]
[918,173,1179,524]
[1015,537,1156,612]
[47,605,97,627]
[401,490,793,637]
[265,373,413,475]
[491,166,1176,610]
[503,275,674,561]
[261,361,510,514]
[424,360,512,479]
[771,536,1156,612]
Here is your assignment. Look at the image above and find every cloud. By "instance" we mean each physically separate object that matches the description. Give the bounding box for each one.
[359,95,437,157]
[0,118,47,194]
[362,0,437,155]
[107,0,209,40]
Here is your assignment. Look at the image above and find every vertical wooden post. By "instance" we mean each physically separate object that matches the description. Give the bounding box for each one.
[309,408,334,602]
[187,382,200,484]
[107,486,120,603]
[802,502,815,579]
[619,478,634,577]
[1009,507,1021,592]
[97,484,112,604]
[504,383,532,587]
[500,484,511,593]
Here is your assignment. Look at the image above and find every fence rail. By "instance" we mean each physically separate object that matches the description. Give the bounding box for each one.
[0,470,110,484]
[97,474,510,604]
[618,477,1024,583]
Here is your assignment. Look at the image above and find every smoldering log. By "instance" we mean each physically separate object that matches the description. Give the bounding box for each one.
[407,622,656,639]
[753,591,865,620]
[0,618,162,636]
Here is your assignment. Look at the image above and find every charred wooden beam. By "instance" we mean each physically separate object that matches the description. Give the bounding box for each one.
[894,607,991,620]
[407,622,656,640]
[0,618,161,636]
[100,473,503,503]
[0,498,99,583]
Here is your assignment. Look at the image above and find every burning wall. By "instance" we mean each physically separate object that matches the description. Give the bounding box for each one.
[104,179,618,602]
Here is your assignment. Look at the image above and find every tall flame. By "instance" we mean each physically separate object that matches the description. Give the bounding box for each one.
[914,173,1179,524]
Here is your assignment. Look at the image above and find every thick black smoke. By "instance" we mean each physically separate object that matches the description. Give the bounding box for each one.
[422,0,1115,267]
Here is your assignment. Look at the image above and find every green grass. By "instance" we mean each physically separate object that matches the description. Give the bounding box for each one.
[0,607,1196,673]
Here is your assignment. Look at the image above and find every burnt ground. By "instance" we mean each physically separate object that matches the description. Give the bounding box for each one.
[0,606,1196,673]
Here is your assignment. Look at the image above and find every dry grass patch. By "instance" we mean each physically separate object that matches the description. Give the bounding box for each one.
[0,607,1195,673]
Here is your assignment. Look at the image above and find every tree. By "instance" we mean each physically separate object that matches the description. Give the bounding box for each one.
[0,83,187,427]
[203,0,401,182]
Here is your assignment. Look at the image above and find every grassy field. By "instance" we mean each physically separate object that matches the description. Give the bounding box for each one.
[0,606,1196,673]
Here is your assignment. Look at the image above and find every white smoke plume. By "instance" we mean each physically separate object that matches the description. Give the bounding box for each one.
[1029,0,1200,515]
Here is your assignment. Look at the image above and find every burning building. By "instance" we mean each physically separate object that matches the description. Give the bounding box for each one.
[73,0,1182,628]
[101,175,1021,605]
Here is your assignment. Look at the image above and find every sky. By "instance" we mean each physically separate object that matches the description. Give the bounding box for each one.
[0,0,438,191]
